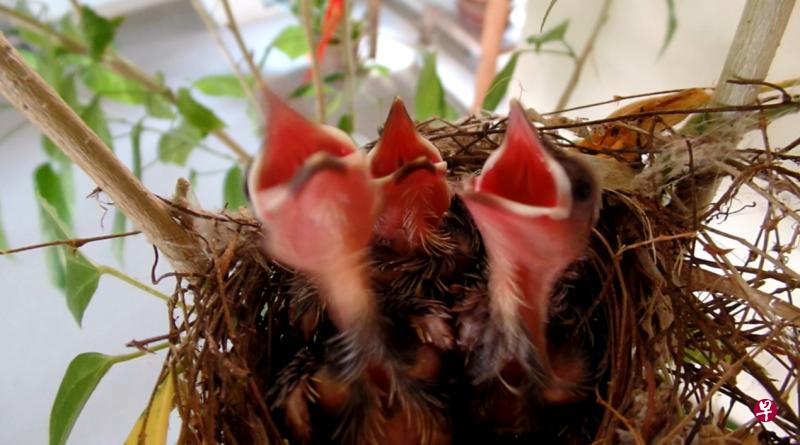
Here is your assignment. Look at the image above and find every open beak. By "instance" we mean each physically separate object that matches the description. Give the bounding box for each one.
[367,98,450,252]
[248,91,378,330]
[460,101,590,370]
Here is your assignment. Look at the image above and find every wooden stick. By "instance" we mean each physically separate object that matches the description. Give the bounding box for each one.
[712,0,796,107]
[367,0,381,59]
[0,31,208,274]
[471,0,509,113]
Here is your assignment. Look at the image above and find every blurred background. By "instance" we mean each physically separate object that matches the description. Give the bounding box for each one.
[0,0,798,443]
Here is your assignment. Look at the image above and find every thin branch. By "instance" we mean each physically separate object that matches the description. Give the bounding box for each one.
[342,0,357,126]
[0,31,208,274]
[555,0,612,110]
[0,231,141,255]
[190,0,258,110]
[0,4,252,164]
[300,0,326,123]
[219,0,268,93]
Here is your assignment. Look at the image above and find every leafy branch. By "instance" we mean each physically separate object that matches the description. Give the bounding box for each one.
[0,3,252,164]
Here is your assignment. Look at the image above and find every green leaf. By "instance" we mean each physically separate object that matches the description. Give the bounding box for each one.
[19,27,52,49]
[158,121,203,165]
[34,184,71,291]
[272,25,310,60]
[527,19,569,50]
[42,136,71,163]
[289,72,343,98]
[337,114,353,134]
[658,0,677,57]
[79,6,124,59]
[58,13,85,44]
[80,96,113,149]
[175,88,225,133]
[64,250,101,325]
[35,164,73,236]
[111,210,126,264]
[144,93,175,119]
[482,52,520,112]
[193,75,247,98]
[365,63,391,76]
[223,166,248,210]
[50,353,115,445]
[326,91,344,117]
[415,52,447,120]
[444,102,459,121]
[58,73,79,109]
[81,64,148,104]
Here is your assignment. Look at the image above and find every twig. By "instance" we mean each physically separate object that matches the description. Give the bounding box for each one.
[655,326,782,445]
[0,31,208,274]
[0,4,252,164]
[300,0,326,123]
[555,0,612,110]
[342,0,357,126]
[0,231,141,255]
[189,0,258,110]
[219,0,268,93]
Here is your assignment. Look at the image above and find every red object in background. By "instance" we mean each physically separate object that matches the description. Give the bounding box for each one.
[305,0,344,81]
[753,399,777,422]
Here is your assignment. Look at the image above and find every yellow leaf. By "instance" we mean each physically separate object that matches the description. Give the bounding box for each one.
[578,88,712,161]
[124,371,175,445]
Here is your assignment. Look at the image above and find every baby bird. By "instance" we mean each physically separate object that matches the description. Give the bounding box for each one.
[457,101,601,431]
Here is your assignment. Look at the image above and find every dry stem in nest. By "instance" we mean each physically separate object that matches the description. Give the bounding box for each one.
[134,89,799,444]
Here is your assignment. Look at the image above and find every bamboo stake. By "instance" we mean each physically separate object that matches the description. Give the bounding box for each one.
[712,0,796,107]
[471,0,509,114]
[0,31,207,274]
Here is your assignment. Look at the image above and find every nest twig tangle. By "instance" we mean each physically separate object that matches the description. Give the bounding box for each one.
[136,88,800,444]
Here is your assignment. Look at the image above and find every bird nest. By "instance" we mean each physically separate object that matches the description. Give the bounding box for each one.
[140,90,800,444]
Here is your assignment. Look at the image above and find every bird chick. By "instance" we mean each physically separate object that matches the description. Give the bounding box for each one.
[367,98,451,254]
[248,90,381,375]
[459,100,600,392]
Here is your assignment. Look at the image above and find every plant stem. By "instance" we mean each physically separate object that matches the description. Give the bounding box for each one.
[189,0,258,110]
[342,0,357,127]
[0,31,208,274]
[555,0,612,111]
[220,0,268,93]
[98,265,172,304]
[112,341,170,364]
[300,0,326,123]
[711,0,796,107]
[0,4,252,164]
